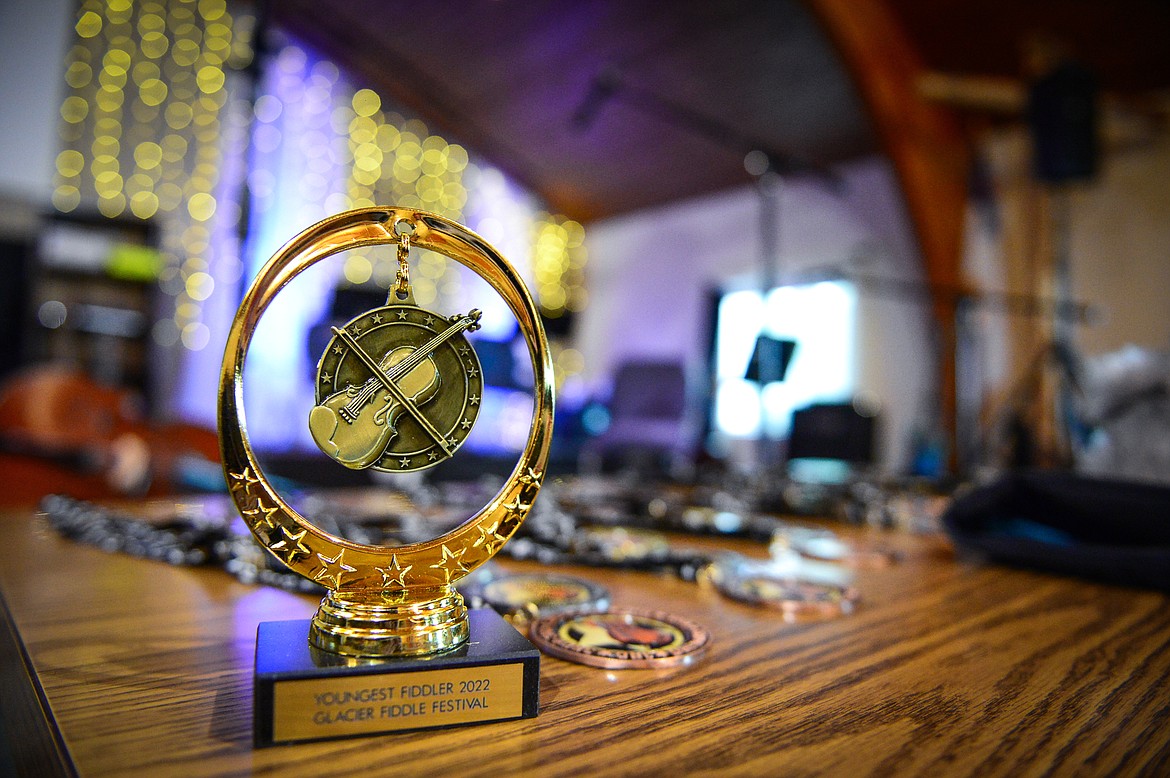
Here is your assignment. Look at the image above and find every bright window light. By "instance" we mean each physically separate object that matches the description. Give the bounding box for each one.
[713,281,857,441]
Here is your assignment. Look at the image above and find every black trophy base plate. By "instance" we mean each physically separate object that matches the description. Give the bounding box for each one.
[254,608,540,746]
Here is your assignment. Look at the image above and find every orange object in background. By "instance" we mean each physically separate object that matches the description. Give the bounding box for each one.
[0,364,219,508]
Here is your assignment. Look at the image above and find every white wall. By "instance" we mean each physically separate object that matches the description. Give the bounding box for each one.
[1070,134,1170,357]
[577,156,937,472]
[974,126,1170,362]
[0,0,72,207]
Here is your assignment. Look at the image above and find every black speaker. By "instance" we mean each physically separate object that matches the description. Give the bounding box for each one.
[1027,61,1099,183]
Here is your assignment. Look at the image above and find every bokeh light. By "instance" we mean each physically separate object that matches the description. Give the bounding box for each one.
[55,0,250,351]
[56,0,587,436]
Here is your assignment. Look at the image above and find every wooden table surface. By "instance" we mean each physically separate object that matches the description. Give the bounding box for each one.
[2,502,1169,777]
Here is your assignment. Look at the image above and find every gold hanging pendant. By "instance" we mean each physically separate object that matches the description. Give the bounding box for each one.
[307,228,483,472]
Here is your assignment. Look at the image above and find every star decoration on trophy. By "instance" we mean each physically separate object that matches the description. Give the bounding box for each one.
[376,555,413,588]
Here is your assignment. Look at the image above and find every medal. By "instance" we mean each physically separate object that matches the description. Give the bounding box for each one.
[529,609,709,669]
[771,526,897,570]
[721,576,858,617]
[307,228,483,472]
[465,573,610,621]
[704,554,858,619]
[570,526,671,563]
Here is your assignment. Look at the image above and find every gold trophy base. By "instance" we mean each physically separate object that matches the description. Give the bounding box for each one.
[308,587,469,658]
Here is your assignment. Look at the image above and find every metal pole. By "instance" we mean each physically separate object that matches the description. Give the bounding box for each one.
[755,165,781,471]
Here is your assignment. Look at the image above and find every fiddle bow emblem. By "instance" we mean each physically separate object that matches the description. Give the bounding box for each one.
[308,306,483,472]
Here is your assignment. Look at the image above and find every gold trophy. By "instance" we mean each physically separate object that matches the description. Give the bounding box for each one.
[217,208,553,745]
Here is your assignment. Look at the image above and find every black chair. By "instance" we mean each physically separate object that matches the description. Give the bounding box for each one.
[580,360,690,476]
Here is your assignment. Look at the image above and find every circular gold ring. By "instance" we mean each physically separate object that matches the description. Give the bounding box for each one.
[217,208,553,652]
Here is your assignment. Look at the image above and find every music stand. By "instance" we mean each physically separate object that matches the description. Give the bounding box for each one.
[745,336,796,385]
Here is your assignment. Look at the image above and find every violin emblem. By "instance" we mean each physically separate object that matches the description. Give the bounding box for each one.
[308,304,484,472]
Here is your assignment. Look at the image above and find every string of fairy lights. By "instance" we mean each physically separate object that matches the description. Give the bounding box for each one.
[55,0,252,353]
[532,215,588,318]
[341,86,472,303]
[53,0,588,392]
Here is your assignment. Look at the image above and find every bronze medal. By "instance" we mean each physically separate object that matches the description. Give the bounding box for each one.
[529,608,709,669]
[703,553,859,618]
[716,571,858,618]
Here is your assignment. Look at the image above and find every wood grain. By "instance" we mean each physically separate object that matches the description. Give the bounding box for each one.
[2,507,1168,777]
